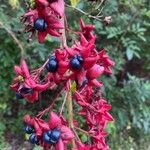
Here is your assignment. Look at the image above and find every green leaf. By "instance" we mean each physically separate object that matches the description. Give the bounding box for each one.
[70,0,79,7]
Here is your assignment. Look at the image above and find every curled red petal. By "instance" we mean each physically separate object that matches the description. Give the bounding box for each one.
[66,47,78,57]
[89,79,103,87]
[21,59,30,78]
[38,31,47,43]
[80,34,88,46]
[35,118,50,131]
[104,112,114,121]
[57,61,69,75]
[55,139,64,150]
[48,29,60,37]
[49,112,61,129]
[87,64,104,80]
[47,16,64,29]
[50,0,65,16]
[77,69,86,86]
[10,83,19,91]
[34,82,49,91]
[33,119,43,136]
[14,66,23,75]
[80,44,95,58]
[83,56,98,69]
[80,18,85,29]
[55,49,65,61]
[36,0,49,6]
[24,76,36,85]
[23,114,31,124]
[61,125,74,142]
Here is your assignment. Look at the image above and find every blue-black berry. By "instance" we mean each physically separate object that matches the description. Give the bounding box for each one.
[34,18,48,31]
[20,87,33,94]
[76,55,84,64]
[16,92,24,99]
[46,56,58,72]
[70,57,81,70]
[50,129,61,143]
[29,133,39,144]
[43,132,51,143]
[24,125,35,134]
[43,129,61,144]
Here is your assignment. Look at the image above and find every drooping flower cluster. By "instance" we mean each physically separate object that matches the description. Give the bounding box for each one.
[23,112,74,150]
[74,86,113,149]
[10,0,115,149]
[10,59,49,103]
[21,0,64,43]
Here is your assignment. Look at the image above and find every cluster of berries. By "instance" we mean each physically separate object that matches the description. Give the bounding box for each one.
[23,112,74,150]
[10,0,115,149]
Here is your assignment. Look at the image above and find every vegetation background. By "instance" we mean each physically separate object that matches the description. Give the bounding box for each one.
[0,0,150,149]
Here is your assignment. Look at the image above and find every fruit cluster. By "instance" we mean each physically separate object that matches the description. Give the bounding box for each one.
[10,0,115,149]
[23,112,74,149]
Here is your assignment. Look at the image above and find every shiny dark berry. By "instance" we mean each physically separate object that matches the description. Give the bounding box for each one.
[20,87,33,94]
[50,129,61,142]
[29,133,39,144]
[77,55,84,64]
[34,18,48,31]
[24,125,35,134]
[16,92,24,99]
[43,132,51,143]
[47,130,52,136]
[46,57,58,72]
[70,57,81,70]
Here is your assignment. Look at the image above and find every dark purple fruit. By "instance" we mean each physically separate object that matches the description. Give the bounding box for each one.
[34,18,48,31]
[16,92,24,99]
[29,133,39,144]
[24,125,34,134]
[46,56,58,72]
[43,132,51,143]
[50,129,61,143]
[20,87,33,94]
[77,55,84,64]
[70,57,81,70]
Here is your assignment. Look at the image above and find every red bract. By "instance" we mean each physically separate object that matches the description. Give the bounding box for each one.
[24,112,74,150]
[36,0,65,16]
[10,60,49,103]
[80,18,96,42]
[98,49,115,74]
[21,5,64,43]
[73,85,113,150]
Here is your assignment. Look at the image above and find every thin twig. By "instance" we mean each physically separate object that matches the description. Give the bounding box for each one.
[66,80,76,148]
[65,4,103,21]
[74,126,89,135]
[0,21,24,58]
[36,88,64,118]
[59,91,68,116]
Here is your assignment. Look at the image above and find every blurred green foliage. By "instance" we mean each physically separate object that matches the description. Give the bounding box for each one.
[0,0,150,149]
